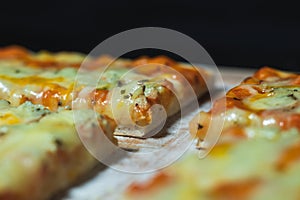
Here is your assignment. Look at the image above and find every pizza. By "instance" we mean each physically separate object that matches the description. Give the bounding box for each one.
[190,67,300,144]
[0,101,96,200]
[0,46,211,199]
[0,46,211,137]
[126,67,300,200]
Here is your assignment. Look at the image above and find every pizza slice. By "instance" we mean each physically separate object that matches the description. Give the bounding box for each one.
[125,133,300,200]
[125,67,300,200]
[0,46,212,138]
[0,46,213,199]
[0,100,118,200]
[190,67,300,145]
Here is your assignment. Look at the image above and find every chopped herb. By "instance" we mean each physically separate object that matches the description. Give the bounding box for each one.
[197,123,204,130]
[117,80,123,87]
[287,93,297,100]
[120,89,126,94]
[15,69,20,73]
[54,138,63,147]
[123,94,130,99]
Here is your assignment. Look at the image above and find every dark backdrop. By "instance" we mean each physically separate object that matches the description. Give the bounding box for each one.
[0,0,299,71]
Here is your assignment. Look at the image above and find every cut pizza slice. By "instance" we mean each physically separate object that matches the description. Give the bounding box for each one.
[0,46,213,199]
[0,46,212,138]
[125,133,300,200]
[125,67,300,200]
[190,67,300,146]
[0,100,118,200]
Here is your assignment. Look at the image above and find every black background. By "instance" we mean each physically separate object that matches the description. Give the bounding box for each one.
[0,0,299,71]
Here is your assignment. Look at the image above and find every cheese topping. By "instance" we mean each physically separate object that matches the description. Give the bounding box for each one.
[127,68,300,200]
[191,67,300,143]
[0,101,114,197]
[126,134,300,200]
[0,47,207,128]
[0,46,210,199]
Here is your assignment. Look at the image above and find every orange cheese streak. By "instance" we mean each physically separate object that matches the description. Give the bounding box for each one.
[0,46,29,59]
[210,179,261,200]
[0,75,64,85]
[89,89,109,114]
[126,172,173,196]
[0,46,81,69]
[253,66,299,80]
[276,141,300,171]
[132,56,206,94]
[0,75,72,111]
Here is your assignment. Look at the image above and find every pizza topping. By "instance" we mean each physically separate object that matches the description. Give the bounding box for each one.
[126,172,173,195]
[137,79,149,85]
[245,87,299,111]
[120,89,126,94]
[131,56,207,95]
[127,67,300,200]
[0,101,50,126]
[210,179,261,200]
[253,67,298,81]
[109,78,178,130]
[227,86,252,99]
[0,106,97,200]
[192,67,300,148]
[288,93,298,100]
[54,138,63,148]
[126,134,300,200]
[0,46,214,199]
[0,46,29,59]
[197,123,204,130]
[276,141,300,171]
[0,47,209,135]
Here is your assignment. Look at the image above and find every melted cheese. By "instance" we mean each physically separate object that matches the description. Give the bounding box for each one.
[245,87,300,111]
[0,101,49,126]
[126,133,300,200]
[195,70,300,141]
[0,53,204,127]
[0,47,210,199]
[0,102,97,199]
[165,68,300,200]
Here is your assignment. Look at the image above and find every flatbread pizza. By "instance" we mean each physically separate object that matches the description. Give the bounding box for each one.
[0,46,212,200]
